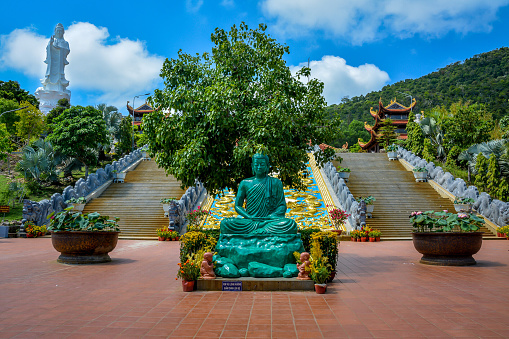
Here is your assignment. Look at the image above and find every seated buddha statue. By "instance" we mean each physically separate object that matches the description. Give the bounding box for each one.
[220,153,298,235]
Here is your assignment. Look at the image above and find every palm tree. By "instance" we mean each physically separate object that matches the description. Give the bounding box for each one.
[458,139,509,179]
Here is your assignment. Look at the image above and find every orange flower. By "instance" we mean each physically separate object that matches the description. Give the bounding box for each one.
[181,270,184,273]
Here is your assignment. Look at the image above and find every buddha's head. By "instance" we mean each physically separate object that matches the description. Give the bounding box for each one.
[54,23,64,38]
[252,153,270,176]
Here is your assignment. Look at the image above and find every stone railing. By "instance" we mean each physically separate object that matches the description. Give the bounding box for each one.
[313,145,361,231]
[23,149,143,226]
[168,181,207,233]
[398,147,509,227]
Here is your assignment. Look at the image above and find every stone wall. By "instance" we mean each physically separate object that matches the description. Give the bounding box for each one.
[23,149,143,226]
[398,147,509,227]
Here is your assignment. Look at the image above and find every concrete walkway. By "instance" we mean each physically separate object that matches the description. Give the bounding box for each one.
[1,238,508,338]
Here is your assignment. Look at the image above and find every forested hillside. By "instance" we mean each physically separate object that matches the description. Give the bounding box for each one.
[328,47,509,125]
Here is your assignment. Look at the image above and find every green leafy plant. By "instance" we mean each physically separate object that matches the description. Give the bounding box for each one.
[47,208,120,232]
[142,22,339,196]
[356,196,376,205]
[66,197,86,204]
[412,167,427,172]
[336,166,351,173]
[179,231,208,263]
[453,196,475,204]
[385,144,398,152]
[160,197,177,204]
[369,229,381,237]
[409,210,484,232]
[311,231,338,272]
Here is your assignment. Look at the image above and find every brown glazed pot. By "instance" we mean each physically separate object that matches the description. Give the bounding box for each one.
[51,231,119,264]
[412,232,483,266]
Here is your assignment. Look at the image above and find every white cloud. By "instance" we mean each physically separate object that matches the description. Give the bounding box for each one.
[0,22,164,110]
[186,0,204,12]
[221,0,235,7]
[261,0,509,44]
[291,56,390,105]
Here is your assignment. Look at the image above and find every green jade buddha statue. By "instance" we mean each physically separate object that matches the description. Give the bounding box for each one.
[220,153,298,234]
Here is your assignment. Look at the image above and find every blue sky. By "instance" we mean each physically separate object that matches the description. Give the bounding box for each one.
[1,0,508,115]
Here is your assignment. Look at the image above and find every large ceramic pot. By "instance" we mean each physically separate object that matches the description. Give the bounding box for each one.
[412,232,483,266]
[337,172,350,181]
[413,171,428,182]
[387,151,398,160]
[51,231,120,264]
[454,204,472,212]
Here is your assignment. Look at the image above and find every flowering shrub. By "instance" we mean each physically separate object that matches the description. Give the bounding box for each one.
[25,222,47,237]
[186,206,210,227]
[368,229,382,237]
[328,206,351,230]
[410,210,484,232]
[176,256,201,281]
[309,237,331,284]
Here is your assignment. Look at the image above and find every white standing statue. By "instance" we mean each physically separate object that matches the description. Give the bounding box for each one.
[35,23,71,114]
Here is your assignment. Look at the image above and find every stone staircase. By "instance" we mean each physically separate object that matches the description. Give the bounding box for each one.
[82,160,185,239]
[333,153,495,240]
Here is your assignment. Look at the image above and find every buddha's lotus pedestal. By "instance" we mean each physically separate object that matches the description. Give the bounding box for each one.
[214,234,304,278]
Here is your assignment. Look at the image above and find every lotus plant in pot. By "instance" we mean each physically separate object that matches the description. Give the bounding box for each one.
[386,144,398,160]
[409,210,485,266]
[412,167,428,182]
[66,197,87,213]
[336,166,351,181]
[47,208,120,264]
[453,196,474,213]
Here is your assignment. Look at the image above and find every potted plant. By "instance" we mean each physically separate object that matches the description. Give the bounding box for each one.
[327,205,350,238]
[336,166,351,181]
[160,197,178,217]
[386,144,398,160]
[453,196,475,212]
[309,237,331,293]
[350,230,359,242]
[359,226,370,242]
[412,167,428,182]
[47,208,120,264]
[356,196,376,216]
[141,146,150,160]
[496,226,508,238]
[156,227,168,241]
[25,222,47,238]
[369,229,382,242]
[309,231,338,282]
[409,210,485,266]
[177,253,201,292]
[112,170,126,183]
[66,197,87,213]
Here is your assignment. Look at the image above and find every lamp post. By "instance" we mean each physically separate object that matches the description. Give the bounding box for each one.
[131,93,150,152]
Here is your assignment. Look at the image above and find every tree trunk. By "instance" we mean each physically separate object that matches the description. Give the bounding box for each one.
[85,165,89,180]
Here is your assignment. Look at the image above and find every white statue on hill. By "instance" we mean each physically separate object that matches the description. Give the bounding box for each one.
[35,23,71,114]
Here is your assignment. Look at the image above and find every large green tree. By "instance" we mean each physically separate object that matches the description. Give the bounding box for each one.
[46,105,108,179]
[144,23,338,194]
[116,115,133,156]
[0,80,38,106]
[14,102,45,147]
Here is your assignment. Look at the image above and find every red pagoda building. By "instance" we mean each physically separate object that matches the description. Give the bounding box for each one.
[358,98,416,152]
[126,101,155,132]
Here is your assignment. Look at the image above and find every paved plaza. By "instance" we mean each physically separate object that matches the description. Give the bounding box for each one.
[1,238,508,338]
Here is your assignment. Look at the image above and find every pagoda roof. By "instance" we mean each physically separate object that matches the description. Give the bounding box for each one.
[378,97,416,115]
[126,102,157,114]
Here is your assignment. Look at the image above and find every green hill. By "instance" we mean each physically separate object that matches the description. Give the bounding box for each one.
[328,47,509,125]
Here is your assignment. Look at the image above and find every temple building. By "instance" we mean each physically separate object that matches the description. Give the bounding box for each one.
[359,98,416,152]
[126,101,155,132]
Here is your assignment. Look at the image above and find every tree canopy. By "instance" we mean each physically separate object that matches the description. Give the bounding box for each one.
[144,23,338,194]
[46,105,108,179]
[0,80,38,106]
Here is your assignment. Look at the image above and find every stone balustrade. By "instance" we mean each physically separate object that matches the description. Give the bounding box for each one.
[398,147,509,227]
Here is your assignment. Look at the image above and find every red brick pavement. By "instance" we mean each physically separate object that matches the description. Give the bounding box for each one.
[1,237,508,338]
